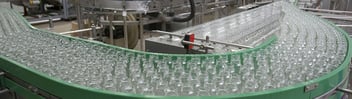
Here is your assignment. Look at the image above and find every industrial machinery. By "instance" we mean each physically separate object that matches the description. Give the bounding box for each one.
[146,3,282,54]
[0,1,351,99]
[9,0,76,23]
[74,0,266,49]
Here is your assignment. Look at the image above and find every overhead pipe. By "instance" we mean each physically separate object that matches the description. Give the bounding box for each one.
[171,0,195,22]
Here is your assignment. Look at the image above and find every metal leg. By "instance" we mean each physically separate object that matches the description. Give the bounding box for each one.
[11,91,16,99]
[23,7,28,16]
[109,15,114,45]
[161,21,166,31]
[48,16,54,29]
[123,13,128,48]
[123,0,128,48]
[62,0,69,19]
[89,24,96,40]
[75,0,83,37]
[349,60,352,98]
[205,36,210,53]
[10,0,13,9]
[0,72,8,96]
[39,0,45,13]
[101,15,107,41]
[201,0,205,24]
[192,17,196,26]
[139,13,144,51]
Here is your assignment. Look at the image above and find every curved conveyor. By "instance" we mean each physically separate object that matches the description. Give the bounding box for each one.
[0,1,350,99]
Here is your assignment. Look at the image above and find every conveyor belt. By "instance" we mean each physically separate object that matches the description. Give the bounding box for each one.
[0,1,351,99]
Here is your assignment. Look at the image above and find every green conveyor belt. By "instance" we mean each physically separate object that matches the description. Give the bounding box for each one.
[0,1,351,99]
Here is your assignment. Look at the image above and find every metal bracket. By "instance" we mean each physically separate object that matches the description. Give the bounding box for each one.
[305,83,319,92]
[181,40,215,50]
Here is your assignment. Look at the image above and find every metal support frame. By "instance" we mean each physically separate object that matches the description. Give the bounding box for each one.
[123,14,128,48]
[181,40,215,50]
[200,0,205,24]
[151,30,253,49]
[139,13,145,51]
[205,36,210,53]
[76,0,83,37]
[100,20,139,25]
[29,18,61,25]
[90,24,97,40]
[301,8,352,14]
[62,0,70,19]
[59,27,103,35]
[109,15,114,45]
[336,88,352,94]
[336,25,352,27]
[320,16,352,20]
[123,0,128,48]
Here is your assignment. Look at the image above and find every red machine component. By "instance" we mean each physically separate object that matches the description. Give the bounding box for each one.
[183,32,195,50]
